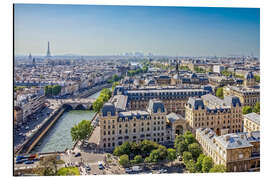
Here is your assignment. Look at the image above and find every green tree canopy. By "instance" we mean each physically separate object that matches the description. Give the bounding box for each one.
[113,142,132,156]
[209,165,227,173]
[183,131,196,145]
[195,153,206,172]
[188,143,202,160]
[186,159,197,173]
[243,106,253,115]
[70,120,93,142]
[183,151,193,164]
[167,148,177,162]
[175,141,188,156]
[57,167,80,176]
[119,154,130,167]
[132,155,143,164]
[216,87,224,99]
[202,156,213,173]
[253,102,260,114]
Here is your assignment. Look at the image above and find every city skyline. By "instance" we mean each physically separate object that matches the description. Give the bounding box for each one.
[14,4,260,57]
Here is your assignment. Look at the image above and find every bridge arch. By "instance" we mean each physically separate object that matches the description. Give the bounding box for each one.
[63,104,73,110]
[75,104,87,110]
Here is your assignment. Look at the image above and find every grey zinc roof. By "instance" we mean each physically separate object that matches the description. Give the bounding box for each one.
[244,112,260,125]
[111,95,128,111]
[215,133,253,149]
[166,112,185,123]
[202,94,226,107]
[197,128,259,150]
[187,97,205,110]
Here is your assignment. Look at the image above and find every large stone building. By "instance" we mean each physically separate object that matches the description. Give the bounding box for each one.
[196,128,260,172]
[244,71,256,88]
[113,86,211,117]
[223,86,260,107]
[243,113,260,133]
[223,71,259,107]
[185,94,242,135]
[99,100,168,150]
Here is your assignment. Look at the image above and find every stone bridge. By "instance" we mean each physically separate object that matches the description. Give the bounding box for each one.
[49,98,96,110]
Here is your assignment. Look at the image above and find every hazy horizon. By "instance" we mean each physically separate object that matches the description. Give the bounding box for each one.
[14,4,260,57]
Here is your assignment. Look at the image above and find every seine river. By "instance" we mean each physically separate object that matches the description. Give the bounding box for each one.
[31,90,104,153]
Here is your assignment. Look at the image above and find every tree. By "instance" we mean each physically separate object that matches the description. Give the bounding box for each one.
[45,85,53,97]
[132,155,143,164]
[70,120,93,142]
[175,141,188,156]
[216,87,224,99]
[195,154,206,172]
[202,156,213,173]
[183,151,193,164]
[183,131,196,145]
[36,155,59,176]
[167,148,177,163]
[253,102,260,114]
[174,134,185,148]
[188,143,202,160]
[113,142,132,156]
[186,160,197,173]
[243,106,253,115]
[254,75,260,83]
[57,167,80,176]
[119,154,130,167]
[93,97,104,112]
[209,165,226,173]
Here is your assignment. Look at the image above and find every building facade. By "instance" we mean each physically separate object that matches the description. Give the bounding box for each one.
[223,86,260,107]
[243,113,260,133]
[113,86,211,117]
[196,128,260,172]
[186,94,242,135]
[99,100,167,150]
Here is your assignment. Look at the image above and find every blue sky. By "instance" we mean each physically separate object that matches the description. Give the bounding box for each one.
[14,4,260,57]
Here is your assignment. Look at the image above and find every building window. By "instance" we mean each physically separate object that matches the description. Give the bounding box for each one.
[133,129,136,133]
[119,130,122,134]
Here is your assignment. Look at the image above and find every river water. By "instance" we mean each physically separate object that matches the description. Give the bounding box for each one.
[31,90,104,153]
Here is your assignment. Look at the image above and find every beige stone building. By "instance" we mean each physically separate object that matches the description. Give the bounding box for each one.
[117,87,210,117]
[196,128,260,172]
[186,94,243,135]
[244,112,260,132]
[99,99,167,150]
[223,85,259,107]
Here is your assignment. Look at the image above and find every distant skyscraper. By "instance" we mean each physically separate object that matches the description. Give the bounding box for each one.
[46,41,51,57]
[32,58,36,68]
[28,53,32,61]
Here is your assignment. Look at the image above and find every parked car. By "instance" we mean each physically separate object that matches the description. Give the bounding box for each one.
[74,152,81,157]
[125,168,132,174]
[24,160,34,164]
[98,162,104,170]
[85,165,91,171]
[160,169,167,173]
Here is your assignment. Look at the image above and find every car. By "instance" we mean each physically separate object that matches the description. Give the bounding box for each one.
[98,164,104,170]
[24,160,34,164]
[125,168,132,174]
[16,160,25,164]
[160,169,167,173]
[74,152,81,157]
[85,166,91,171]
